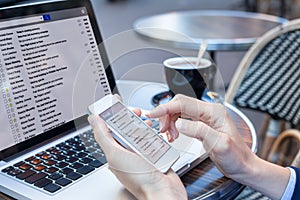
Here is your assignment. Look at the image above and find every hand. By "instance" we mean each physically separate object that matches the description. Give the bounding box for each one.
[88,107,187,200]
[147,94,290,199]
[147,94,254,178]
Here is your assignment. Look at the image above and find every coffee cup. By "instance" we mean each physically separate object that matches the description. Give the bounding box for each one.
[163,57,215,100]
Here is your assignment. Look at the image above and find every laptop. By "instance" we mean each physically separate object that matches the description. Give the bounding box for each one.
[0,1,207,199]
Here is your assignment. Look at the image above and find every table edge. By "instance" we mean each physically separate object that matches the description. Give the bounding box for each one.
[133,10,288,51]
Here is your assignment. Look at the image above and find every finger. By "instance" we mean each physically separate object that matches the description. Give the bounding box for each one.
[132,108,142,117]
[88,115,157,173]
[168,119,179,141]
[159,115,170,133]
[148,94,226,126]
[130,108,153,127]
[147,94,190,116]
[175,118,221,151]
[159,116,179,143]
[147,95,200,120]
[88,114,121,155]
[144,120,153,127]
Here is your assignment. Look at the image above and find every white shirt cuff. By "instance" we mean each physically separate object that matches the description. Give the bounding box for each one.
[281,167,296,200]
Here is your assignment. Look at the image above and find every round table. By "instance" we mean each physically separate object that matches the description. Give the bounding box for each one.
[117,80,257,199]
[133,10,288,57]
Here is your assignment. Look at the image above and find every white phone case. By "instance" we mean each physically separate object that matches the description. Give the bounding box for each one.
[88,94,180,173]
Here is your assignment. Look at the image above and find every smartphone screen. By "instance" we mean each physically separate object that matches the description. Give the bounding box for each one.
[99,102,170,164]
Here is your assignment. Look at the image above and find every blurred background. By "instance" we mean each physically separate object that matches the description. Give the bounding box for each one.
[1,0,299,151]
[88,0,299,137]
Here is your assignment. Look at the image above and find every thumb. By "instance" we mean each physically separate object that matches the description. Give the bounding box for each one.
[88,114,119,156]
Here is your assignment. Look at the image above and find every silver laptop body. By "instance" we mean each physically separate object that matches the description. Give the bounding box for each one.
[0,1,206,199]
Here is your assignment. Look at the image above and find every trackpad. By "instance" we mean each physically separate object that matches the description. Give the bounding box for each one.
[161,133,207,173]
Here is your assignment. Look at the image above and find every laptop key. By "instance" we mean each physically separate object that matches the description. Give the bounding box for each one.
[87,147,97,153]
[57,143,70,150]
[48,172,63,180]
[62,150,76,157]
[89,160,103,168]
[91,152,104,160]
[77,165,94,175]
[40,153,52,160]
[55,161,68,168]
[13,161,25,167]
[98,156,107,164]
[34,165,46,171]
[16,170,36,180]
[2,166,14,173]
[66,156,78,163]
[44,159,56,166]
[47,148,61,155]
[66,172,82,180]
[73,145,86,151]
[45,167,59,173]
[80,157,93,164]
[76,152,88,158]
[34,178,52,188]
[6,168,22,176]
[61,167,73,175]
[25,172,47,184]
[56,177,72,186]
[44,183,61,193]
[53,155,67,161]
[70,162,83,169]
[25,156,35,162]
[30,159,42,165]
[19,163,33,170]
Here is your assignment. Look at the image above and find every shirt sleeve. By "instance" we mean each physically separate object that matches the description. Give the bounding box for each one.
[281,167,296,200]
[288,166,300,200]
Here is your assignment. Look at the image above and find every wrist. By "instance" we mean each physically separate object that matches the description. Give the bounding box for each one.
[233,155,290,199]
[226,147,258,182]
[141,173,187,200]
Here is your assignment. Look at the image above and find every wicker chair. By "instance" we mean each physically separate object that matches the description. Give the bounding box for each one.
[268,129,300,167]
[235,129,300,200]
[226,18,300,159]
[227,18,300,200]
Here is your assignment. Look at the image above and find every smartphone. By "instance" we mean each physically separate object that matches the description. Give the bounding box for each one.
[88,94,180,173]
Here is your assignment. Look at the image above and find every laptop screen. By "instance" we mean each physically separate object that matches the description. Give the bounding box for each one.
[0,0,117,159]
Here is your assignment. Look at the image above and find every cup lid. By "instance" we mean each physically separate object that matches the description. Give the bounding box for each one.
[163,57,211,69]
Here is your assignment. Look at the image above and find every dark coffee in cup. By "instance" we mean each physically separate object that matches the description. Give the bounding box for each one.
[163,57,214,100]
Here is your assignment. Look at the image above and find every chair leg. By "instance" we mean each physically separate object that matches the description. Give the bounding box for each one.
[257,115,270,157]
[261,135,277,159]
[292,150,300,168]
[260,118,283,159]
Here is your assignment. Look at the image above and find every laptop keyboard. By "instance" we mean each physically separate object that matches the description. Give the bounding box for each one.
[1,129,107,194]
